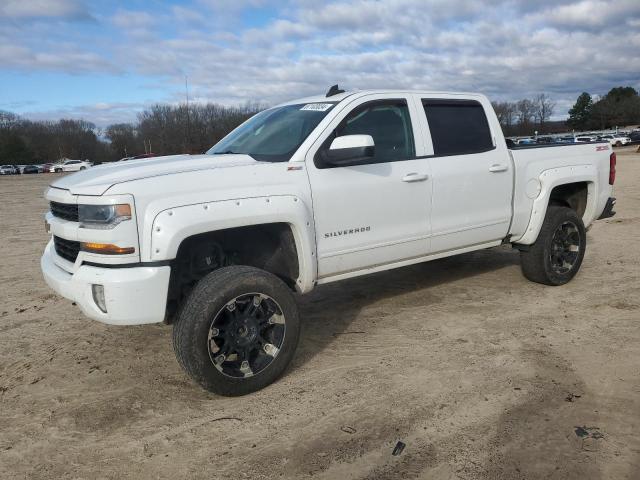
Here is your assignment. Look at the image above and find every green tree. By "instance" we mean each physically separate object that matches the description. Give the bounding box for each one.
[589,87,640,129]
[567,92,593,131]
[605,86,638,101]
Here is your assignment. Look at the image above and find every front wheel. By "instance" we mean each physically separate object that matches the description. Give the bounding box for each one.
[519,206,586,286]
[172,266,300,396]
[55,168,62,173]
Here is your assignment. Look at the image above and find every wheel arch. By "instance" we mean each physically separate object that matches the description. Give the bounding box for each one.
[149,196,317,321]
[514,165,598,245]
[165,223,305,321]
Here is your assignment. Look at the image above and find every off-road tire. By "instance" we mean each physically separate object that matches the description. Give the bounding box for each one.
[520,206,586,286]
[172,266,300,396]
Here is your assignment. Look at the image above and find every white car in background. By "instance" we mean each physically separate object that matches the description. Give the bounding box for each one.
[0,164,20,175]
[575,136,598,142]
[52,160,92,173]
[598,135,631,147]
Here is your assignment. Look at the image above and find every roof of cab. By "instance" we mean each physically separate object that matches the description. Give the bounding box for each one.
[274,89,486,108]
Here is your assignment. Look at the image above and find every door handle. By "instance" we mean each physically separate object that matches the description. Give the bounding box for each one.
[488,164,508,173]
[402,172,429,182]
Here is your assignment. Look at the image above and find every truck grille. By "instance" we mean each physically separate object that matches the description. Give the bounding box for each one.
[53,236,80,263]
[50,201,79,222]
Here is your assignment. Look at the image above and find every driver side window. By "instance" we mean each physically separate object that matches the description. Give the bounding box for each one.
[336,99,415,163]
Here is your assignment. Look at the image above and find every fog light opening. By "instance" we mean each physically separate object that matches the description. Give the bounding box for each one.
[92,284,107,313]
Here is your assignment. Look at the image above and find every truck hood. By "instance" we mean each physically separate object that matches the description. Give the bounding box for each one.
[50,154,258,196]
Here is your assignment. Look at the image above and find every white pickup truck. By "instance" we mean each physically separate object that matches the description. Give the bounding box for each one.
[41,88,617,395]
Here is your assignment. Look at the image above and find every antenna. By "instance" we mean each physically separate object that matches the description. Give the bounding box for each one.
[326,84,345,97]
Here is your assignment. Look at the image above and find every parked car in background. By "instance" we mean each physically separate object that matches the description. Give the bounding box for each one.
[41,163,54,173]
[629,131,640,143]
[518,138,536,144]
[0,165,20,175]
[536,136,554,143]
[53,160,92,172]
[576,136,598,142]
[598,135,631,147]
[558,136,576,143]
[22,165,40,174]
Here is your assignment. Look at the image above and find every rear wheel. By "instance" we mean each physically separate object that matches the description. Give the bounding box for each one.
[519,206,586,285]
[55,168,62,173]
[172,266,300,396]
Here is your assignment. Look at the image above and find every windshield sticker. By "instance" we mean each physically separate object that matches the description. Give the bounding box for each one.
[300,103,333,112]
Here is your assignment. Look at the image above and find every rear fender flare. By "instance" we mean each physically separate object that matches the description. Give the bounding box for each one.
[513,165,597,245]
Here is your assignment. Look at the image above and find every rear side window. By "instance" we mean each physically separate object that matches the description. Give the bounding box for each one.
[423,100,494,156]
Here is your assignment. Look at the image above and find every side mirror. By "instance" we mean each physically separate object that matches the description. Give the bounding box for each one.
[323,135,375,166]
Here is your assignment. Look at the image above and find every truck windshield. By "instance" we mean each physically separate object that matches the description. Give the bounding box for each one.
[207,103,336,162]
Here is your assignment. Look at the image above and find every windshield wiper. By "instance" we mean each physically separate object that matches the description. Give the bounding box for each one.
[212,150,239,155]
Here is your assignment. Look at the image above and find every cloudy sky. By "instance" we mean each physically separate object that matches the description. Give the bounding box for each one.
[1,0,639,126]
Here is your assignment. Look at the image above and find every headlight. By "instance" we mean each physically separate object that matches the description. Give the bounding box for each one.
[78,204,132,229]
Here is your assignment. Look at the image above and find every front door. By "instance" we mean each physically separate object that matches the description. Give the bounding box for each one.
[306,95,432,279]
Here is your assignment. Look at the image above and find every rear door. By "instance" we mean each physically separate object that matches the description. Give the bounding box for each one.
[420,97,512,252]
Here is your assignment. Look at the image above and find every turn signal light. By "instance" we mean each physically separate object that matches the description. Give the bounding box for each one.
[609,152,616,185]
[81,242,135,255]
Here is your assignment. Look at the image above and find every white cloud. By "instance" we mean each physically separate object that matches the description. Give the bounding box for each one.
[0,0,90,20]
[4,0,640,124]
[24,102,146,126]
[111,9,156,30]
[530,0,640,29]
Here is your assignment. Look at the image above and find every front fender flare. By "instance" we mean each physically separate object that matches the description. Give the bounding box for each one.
[149,195,316,293]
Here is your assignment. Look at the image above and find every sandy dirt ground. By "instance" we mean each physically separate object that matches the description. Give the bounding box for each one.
[1,148,639,480]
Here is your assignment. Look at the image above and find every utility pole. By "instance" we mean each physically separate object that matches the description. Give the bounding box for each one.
[185,75,191,154]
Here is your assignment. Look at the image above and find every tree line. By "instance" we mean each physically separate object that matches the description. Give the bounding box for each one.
[0,103,262,165]
[489,86,639,136]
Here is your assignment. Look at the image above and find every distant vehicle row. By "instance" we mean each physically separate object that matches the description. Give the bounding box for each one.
[0,159,93,175]
[512,131,639,146]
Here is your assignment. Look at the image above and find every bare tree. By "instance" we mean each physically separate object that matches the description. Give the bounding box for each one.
[534,94,556,131]
[491,101,518,135]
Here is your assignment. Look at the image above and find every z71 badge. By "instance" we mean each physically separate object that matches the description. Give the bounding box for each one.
[324,226,371,238]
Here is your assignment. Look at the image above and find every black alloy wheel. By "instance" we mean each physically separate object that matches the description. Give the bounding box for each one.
[207,293,286,378]
[549,220,581,275]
